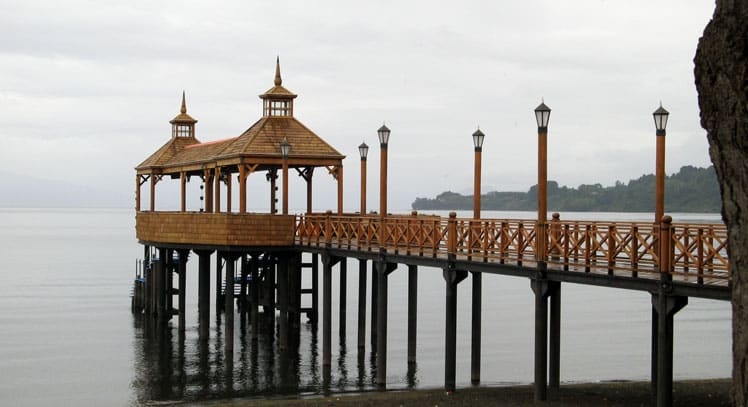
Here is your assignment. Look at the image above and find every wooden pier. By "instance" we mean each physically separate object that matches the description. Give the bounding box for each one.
[132,60,730,407]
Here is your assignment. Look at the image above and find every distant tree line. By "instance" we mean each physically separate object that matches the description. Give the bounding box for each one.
[412,165,721,213]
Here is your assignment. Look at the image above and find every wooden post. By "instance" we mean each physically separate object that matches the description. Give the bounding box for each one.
[239,164,247,213]
[215,254,222,313]
[357,259,367,350]
[224,254,236,358]
[537,125,548,263]
[177,249,188,332]
[339,258,347,336]
[375,258,396,388]
[204,169,213,213]
[471,271,481,384]
[380,143,388,218]
[226,171,232,213]
[278,254,289,351]
[157,247,167,322]
[196,250,211,339]
[337,166,343,215]
[269,169,277,214]
[532,279,549,402]
[655,130,666,224]
[180,171,186,212]
[282,159,289,215]
[360,156,367,215]
[322,254,334,367]
[407,264,418,365]
[473,144,482,219]
[149,173,156,211]
[135,175,141,212]
[250,255,260,339]
[311,253,319,324]
[370,260,378,349]
[214,167,221,213]
[549,281,561,391]
[444,266,467,392]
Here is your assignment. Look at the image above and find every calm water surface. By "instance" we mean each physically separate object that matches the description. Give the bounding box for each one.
[0,209,732,406]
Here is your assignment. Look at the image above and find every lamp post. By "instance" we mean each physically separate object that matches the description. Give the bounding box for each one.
[280,137,291,215]
[653,104,669,224]
[472,128,485,219]
[378,125,390,218]
[359,142,369,215]
[534,101,551,263]
[471,127,485,384]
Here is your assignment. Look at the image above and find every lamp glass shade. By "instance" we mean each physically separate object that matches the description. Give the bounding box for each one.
[279,137,291,158]
[534,101,551,128]
[653,105,669,131]
[472,129,485,148]
[358,142,369,159]
[378,124,391,145]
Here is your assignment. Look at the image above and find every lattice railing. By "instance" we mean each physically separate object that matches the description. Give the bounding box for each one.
[294,213,730,285]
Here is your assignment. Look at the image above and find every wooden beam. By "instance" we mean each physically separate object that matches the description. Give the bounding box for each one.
[239,164,247,213]
[214,167,221,213]
[180,171,186,212]
[135,174,141,212]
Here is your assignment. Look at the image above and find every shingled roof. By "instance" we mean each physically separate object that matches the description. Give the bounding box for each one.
[136,60,344,175]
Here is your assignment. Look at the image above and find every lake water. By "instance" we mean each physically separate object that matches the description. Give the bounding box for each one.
[0,208,732,406]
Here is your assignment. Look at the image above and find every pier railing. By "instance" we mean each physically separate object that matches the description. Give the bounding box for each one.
[295,213,730,285]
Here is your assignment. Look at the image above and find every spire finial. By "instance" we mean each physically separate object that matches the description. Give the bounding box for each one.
[274,56,282,86]
[180,91,187,114]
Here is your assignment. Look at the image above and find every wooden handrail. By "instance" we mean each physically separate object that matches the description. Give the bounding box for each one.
[293,213,729,285]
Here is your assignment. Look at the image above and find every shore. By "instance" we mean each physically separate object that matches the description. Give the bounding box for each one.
[183,379,731,407]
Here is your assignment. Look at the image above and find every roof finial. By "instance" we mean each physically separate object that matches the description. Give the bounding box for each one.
[274,56,282,86]
[181,91,187,114]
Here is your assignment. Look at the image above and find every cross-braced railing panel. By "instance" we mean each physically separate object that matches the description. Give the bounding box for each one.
[294,214,729,286]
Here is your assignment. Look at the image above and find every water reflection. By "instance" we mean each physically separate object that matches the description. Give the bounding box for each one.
[130,312,381,404]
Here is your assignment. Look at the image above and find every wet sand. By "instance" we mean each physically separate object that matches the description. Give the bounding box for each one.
[188,378,731,406]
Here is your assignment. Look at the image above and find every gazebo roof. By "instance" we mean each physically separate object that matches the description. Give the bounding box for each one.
[136,60,344,174]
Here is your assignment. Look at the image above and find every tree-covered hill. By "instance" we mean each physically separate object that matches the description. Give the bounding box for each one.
[412,165,721,212]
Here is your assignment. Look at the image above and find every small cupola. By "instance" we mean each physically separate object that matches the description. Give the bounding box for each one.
[169,91,198,138]
[259,57,298,118]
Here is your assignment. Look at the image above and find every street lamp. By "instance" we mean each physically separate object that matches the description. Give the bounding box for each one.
[378,124,390,218]
[653,103,669,224]
[359,142,369,215]
[472,128,485,219]
[280,137,291,215]
[534,100,551,263]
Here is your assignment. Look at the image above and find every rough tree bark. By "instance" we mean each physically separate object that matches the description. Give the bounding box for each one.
[694,1,748,405]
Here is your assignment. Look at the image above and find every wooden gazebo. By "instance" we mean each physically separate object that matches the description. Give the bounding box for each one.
[135,59,345,247]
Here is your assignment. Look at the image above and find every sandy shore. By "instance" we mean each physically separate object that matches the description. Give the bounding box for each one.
[181,378,731,407]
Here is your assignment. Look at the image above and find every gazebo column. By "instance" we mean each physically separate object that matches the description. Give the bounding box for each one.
[337,166,344,215]
[268,169,278,214]
[226,171,232,213]
[239,165,247,213]
[214,167,221,213]
[180,171,187,212]
[149,173,157,211]
[204,169,213,213]
[298,167,314,214]
[135,175,141,211]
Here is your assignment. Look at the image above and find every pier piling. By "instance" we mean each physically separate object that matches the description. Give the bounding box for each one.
[407,264,418,365]
[444,266,467,392]
[357,259,367,350]
[470,270,481,384]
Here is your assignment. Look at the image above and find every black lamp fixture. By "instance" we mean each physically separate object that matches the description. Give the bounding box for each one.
[653,103,669,135]
[359,142,369,159]
[378,124,391,146]
[534,99,551,130]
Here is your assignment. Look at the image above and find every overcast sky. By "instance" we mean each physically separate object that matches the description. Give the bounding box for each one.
[0,1,717,211]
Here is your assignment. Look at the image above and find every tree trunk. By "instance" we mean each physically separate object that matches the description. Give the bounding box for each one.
[694,2,748,405]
